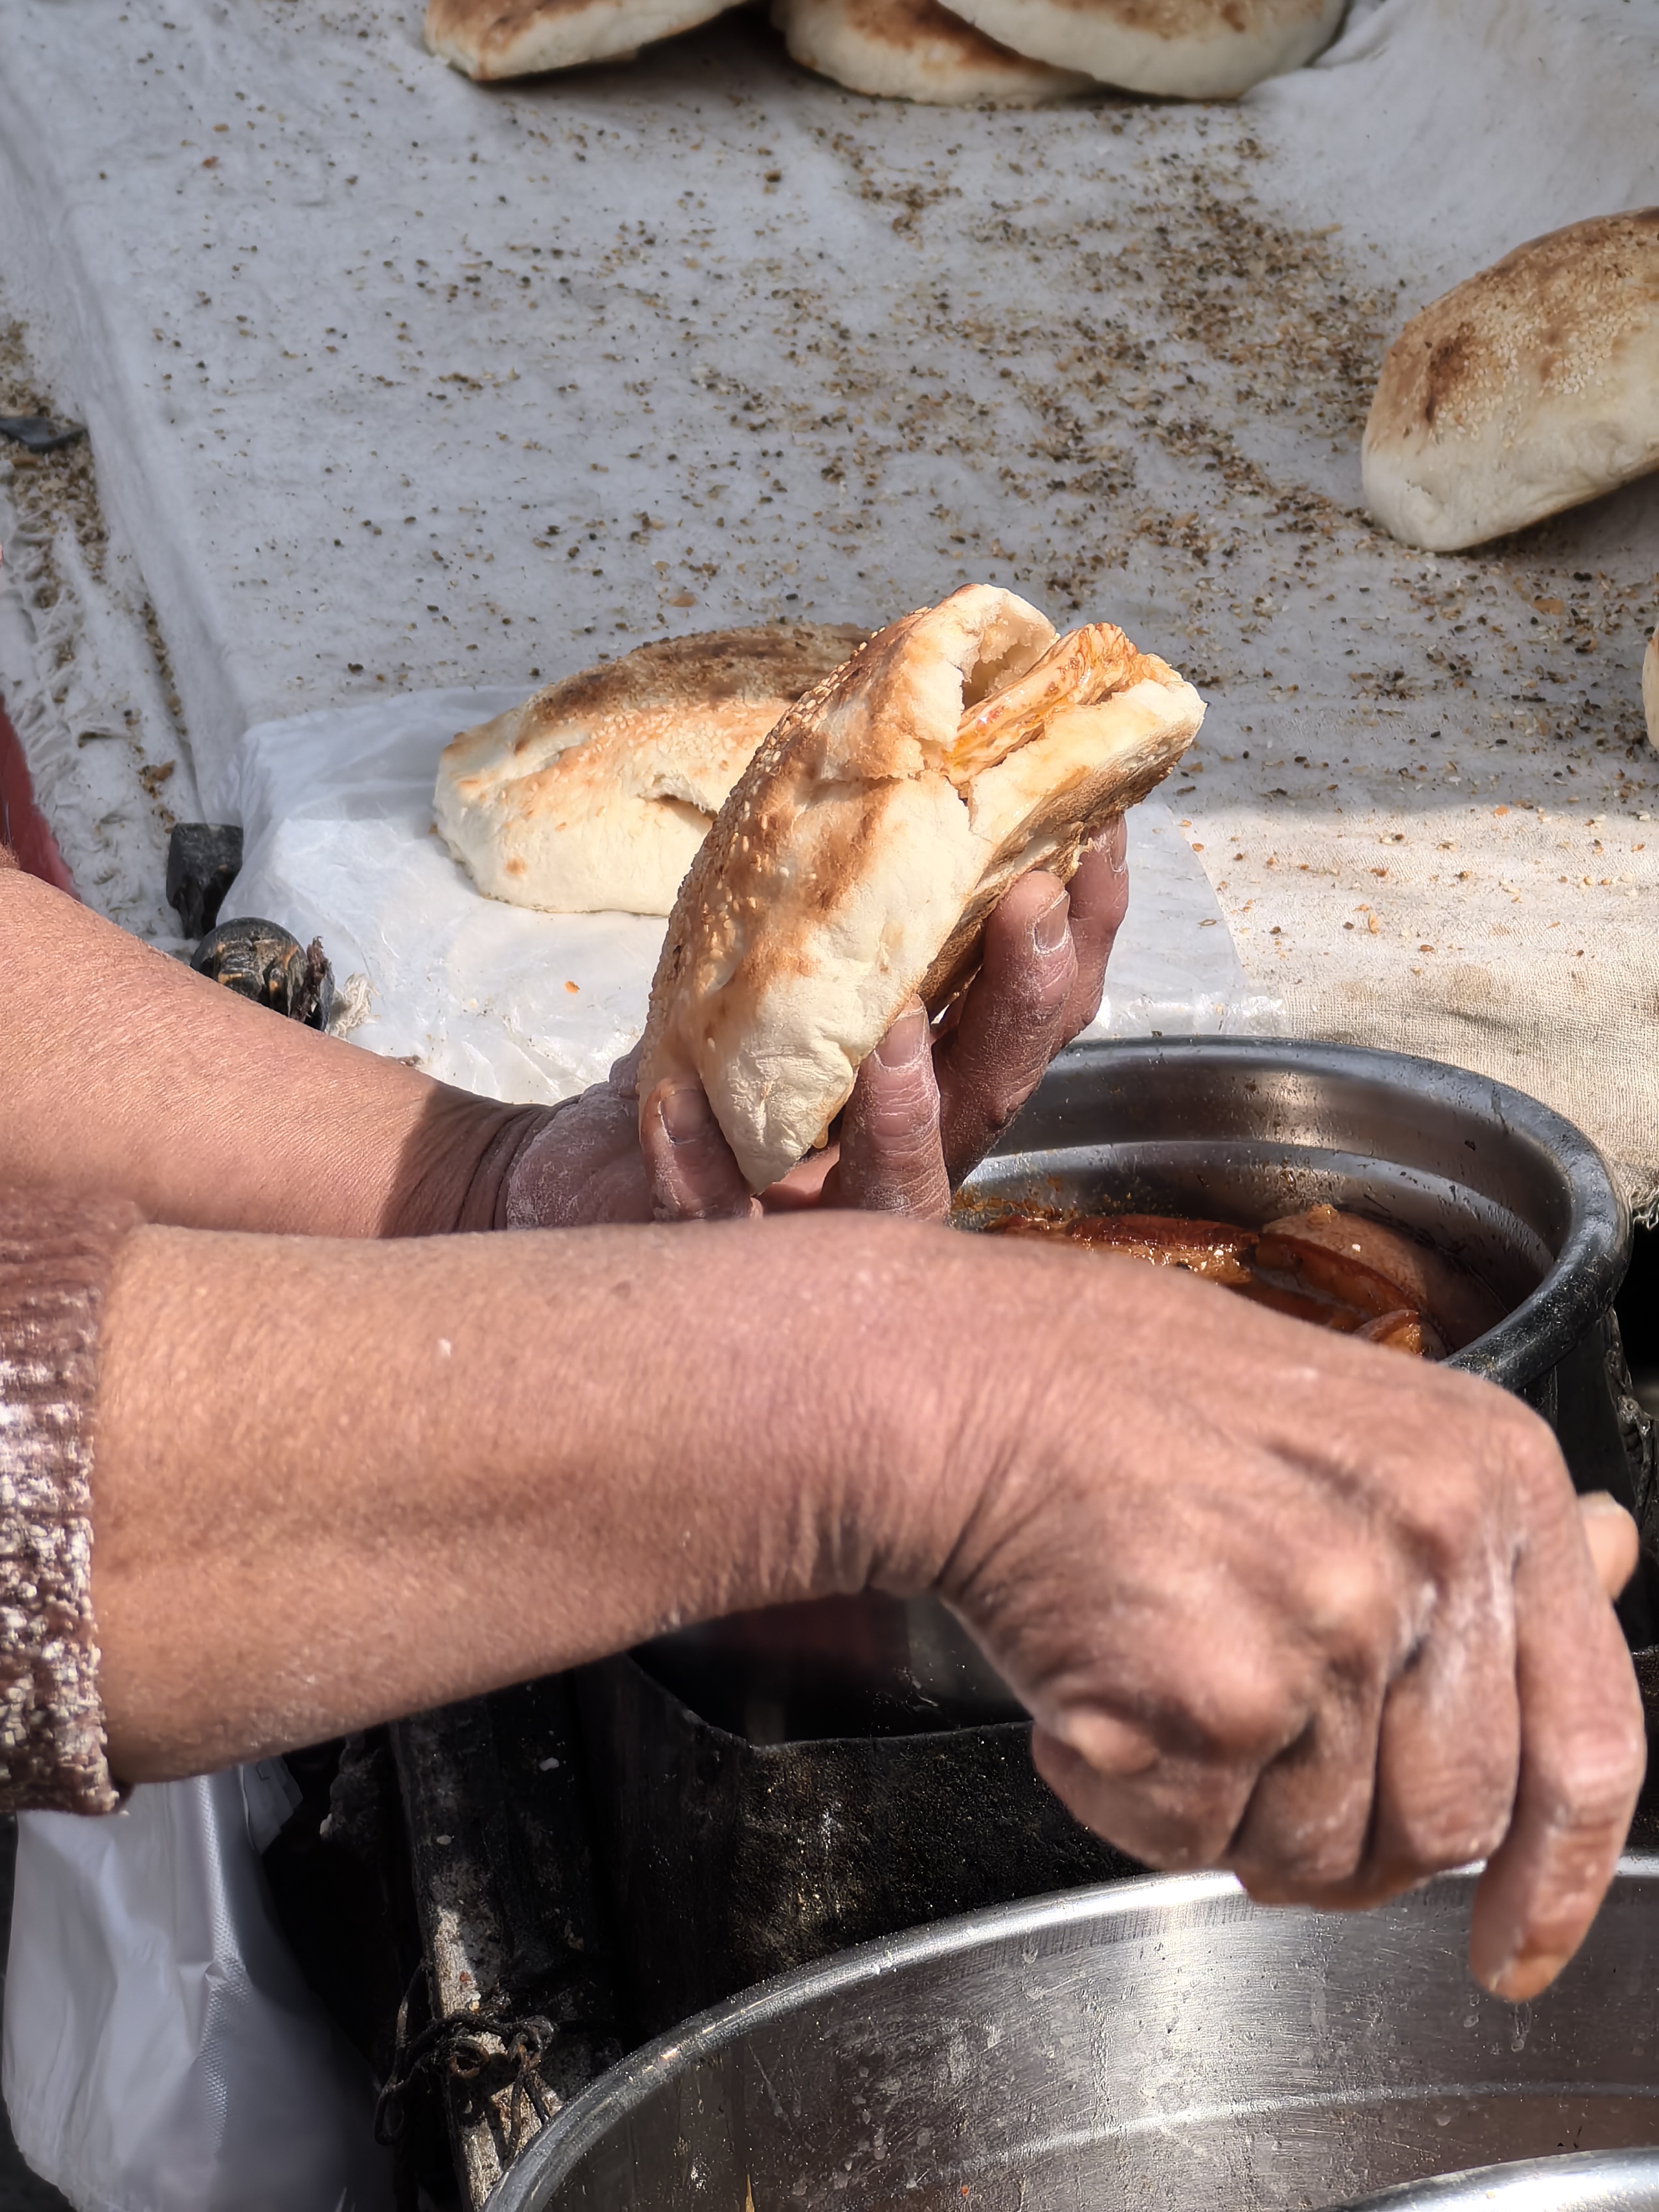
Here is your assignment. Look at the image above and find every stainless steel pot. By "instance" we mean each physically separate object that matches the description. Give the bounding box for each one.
[959,1036,1635,1420]
[488,1860,1659,2212]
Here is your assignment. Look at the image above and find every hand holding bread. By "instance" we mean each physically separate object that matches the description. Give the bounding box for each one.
[499,816,1130,1225]
[639,585,1202,1192]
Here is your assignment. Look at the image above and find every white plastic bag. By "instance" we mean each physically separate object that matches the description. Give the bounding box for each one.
[4,1768,393,2212]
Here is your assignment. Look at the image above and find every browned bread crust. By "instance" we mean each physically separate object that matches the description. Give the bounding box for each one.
[1363,209,1659,551]
[640,586,1204,1190]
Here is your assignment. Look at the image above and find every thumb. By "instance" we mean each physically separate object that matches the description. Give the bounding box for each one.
[640,1079,759,1222]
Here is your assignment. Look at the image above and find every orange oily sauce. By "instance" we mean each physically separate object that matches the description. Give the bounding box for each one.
[989,1206,1463,1360]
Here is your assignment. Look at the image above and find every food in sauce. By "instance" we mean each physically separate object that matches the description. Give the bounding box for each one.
[988,1202,1502,1359]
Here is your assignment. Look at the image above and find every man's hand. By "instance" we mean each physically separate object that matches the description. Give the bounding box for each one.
[501,820,1129,1227]
[924,1250,1646,2005]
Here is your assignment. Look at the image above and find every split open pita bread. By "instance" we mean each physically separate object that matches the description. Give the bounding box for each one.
[941,0,1342,97]
[1363,210,1659,553]
[435,624,865,916]
[424,0,734,78]
[639,585,1204,1192]
[773,0,1092,106]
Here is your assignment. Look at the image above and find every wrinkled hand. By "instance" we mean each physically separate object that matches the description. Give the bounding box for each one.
[501,820,1129,1228]
[922,1246,1645,2002]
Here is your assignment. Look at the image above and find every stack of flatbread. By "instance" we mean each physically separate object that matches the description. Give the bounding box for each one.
[425,0,1344,100]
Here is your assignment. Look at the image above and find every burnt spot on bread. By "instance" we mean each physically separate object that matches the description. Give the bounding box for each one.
[1032,0,1323,27]
[1420,328,1474,430]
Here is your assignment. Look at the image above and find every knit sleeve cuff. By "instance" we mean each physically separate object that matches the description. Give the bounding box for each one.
[0,1191,143,1815]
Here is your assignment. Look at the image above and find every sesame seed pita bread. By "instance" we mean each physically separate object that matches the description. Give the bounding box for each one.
[424,0,734,78]
[773,0,1092,106]
[1645,627,1657,750]
[1363,210,1659,554]
[639,585,1204,1192]
[434,624,865,916]
[941,0,1342,98]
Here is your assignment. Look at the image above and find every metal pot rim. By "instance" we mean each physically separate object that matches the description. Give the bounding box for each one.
[487,1855,1659,2211]
[988,1036,1629,1393]
[1324,2148,1659,2212]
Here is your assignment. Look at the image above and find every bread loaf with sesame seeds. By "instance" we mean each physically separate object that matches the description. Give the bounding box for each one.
[1363,210,1659,553]
[435,623,864,916]
[637,584,1204,1192]
[425,0,734,77]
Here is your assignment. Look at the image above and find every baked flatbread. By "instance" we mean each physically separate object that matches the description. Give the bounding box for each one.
[639,585,1204,1191]
[773,0,1092,105]
[1644,627,1657,750]
[435,624,865,916]
[940,0,1343,97]
[1363,210,1659,553]
[425,0,733,77]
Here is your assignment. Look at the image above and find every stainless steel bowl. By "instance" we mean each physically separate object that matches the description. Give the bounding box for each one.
[489,1860,1659,2212]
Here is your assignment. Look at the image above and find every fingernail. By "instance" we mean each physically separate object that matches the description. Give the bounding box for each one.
[1032,889,1070,954]
[1108,816,1128,874]
[659,1082,714,1145]
[1492,1950,1570,2003]
[875,1003,930,1069]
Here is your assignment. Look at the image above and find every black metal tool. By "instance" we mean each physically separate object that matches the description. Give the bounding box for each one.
[165,822,244,940]
[0,415,87,455]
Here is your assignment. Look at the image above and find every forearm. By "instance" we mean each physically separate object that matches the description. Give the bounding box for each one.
[0,863,539,1235]
[90,1213,978,1780]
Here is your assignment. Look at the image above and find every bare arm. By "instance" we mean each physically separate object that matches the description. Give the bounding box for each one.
[0,825,1126,1234]
[91,1209,1642,2003]
[0,859,530,1236]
